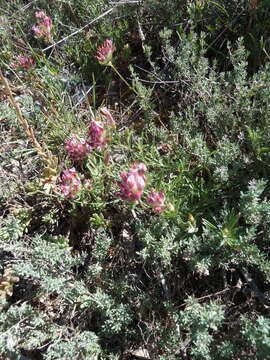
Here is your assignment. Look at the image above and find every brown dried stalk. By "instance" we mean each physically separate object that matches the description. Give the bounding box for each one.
[0,70,48,162]
[0,265,19,312]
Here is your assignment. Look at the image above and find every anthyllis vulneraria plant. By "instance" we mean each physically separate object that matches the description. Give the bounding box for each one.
[99,106,115,126]
[11,55,35,70]
[65,107,115,160]
[147,189,167,213]
[116,163,147,202]
[59,168,82,199]
[95,40,138,95]
[94,39,114,66]
[88,118,110,151]
[65,136,91,161]
[32,11,53,43]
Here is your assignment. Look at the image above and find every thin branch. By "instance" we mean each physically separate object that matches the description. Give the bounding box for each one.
[42,7,116,52]
[109,0,141,4]
[177,286,238,309]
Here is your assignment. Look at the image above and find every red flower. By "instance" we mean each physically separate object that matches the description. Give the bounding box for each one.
[117,163,147,202]
[95,40,114,65]
[32,11,53,43]
[11,56,35,70]
[60,168,81,199]
[65,136,91,160]
[35,11,46,19]
[88,119,108,150]
[147,189,166,213]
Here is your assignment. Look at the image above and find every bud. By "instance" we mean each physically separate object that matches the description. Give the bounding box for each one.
[99,107,115,126]
[35,11,46,19]
[83,179,92,191]
[87,119,108,150]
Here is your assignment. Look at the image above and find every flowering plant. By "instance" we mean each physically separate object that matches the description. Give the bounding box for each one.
[65,136,91,161]
[87,107,115,151]
[95,40,114,66]
[11,56,35,70]
[60,168,81,199]
[147,189,167,213]
[32,11,53,43]
[87,119,108,151]
[117,163,147,202]
[99,107,115,126]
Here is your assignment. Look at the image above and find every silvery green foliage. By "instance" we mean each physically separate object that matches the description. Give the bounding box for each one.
[241,316,270,359]
[240,179,270,225]
[0,304,58,359]
[2,2,270,358]
[91,229,112,262]
[44,331,101,360]
[174,298,224,360]
[137,217,182,267]
[79,288,132,336]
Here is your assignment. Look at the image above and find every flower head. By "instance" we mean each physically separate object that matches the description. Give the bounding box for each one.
[32,11,53,43]
[88,119,106,150]
[11,56,35,70]
[147,189,166,213]
[88,117,114,151]
[95,40,114,66]
[65,136,91,161]
[117,163,147,202]
[32,25,43,37]
[35,11,46,19]
[42,16,52,29]
[60,168,81,199]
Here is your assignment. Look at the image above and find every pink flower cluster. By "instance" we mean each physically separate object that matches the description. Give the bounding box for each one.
[65,136,91,161]
[95,40,114,65]
[11,56,35,70]
[116,164,169,213]
[88,118,112,151]
[147,189,166,213]
[65,107,115,160]
[60,168,81,199]
[117,163,147,202]
[32,11,53,43]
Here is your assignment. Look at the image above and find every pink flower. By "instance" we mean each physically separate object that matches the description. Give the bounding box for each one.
[88,119,108,151]
[99,107,115,126]
[147,189,166,213]
[32,25,43,37]
[42,16,52,30]
[32,11,53,43]
[117,163,147,202]
[11,56,35,70]
[95,40,114,65]
[65,136,91,161]
[35,11,46,19]
[60,168,81,199]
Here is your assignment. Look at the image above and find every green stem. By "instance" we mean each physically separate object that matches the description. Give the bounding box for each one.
[110,63,138,96]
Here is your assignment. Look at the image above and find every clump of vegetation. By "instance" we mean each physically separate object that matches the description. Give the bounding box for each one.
[1,0,270,359]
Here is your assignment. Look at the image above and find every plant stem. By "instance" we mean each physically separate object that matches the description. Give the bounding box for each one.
[110,63,138,96]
